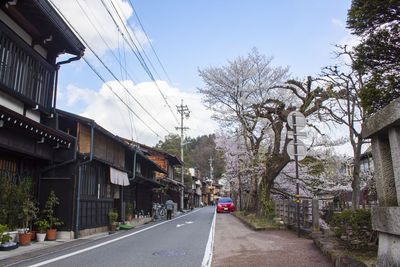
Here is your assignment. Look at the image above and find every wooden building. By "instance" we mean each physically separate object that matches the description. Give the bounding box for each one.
[126,142,184,210]
[119,137,167,217]
[41,110,132,238]
[0,0,84,229]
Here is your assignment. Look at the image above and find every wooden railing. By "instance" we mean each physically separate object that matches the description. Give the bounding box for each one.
[0,21,55,110]
[274,198,377,232]
[274,199,314,230]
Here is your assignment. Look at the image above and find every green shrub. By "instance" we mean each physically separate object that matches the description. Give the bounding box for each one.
[262,200,275,219]
[0,177,35,229]
[330,209,374,249]
[35,219,49,234]
[43,190,63,229]
[125,203,133,217]
[108,210,118,225]
[0,224,12,244]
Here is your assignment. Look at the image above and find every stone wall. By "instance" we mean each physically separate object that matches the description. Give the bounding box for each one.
[363,97,400,266]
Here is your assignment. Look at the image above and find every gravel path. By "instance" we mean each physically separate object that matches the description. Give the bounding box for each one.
[212,213,333,267]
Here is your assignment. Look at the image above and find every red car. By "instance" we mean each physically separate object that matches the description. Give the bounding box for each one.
[216,197,235,213]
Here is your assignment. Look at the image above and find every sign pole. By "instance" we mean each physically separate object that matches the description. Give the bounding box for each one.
[293,113,301,238]
[287,110,306,238]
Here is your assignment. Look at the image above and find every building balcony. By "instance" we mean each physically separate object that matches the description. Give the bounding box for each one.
[0,21,55,111]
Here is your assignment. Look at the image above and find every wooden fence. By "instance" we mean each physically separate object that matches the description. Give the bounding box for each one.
[274,198,377,232]
[274,199,314,231]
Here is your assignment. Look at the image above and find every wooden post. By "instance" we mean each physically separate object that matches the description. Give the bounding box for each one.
[303,199,309,227]
[312,198,320,232]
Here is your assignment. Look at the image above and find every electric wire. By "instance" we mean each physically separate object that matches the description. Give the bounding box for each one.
[111,0,161,83]
[100,0,179,125]
[128,0,174,85]
[64,0,173,135]
[49,0,168,138]
[76,0,152,140]
[82,57,161,138]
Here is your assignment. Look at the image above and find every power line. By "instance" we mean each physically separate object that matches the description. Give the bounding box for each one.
[83,57,161,138]
[110,0,162,85]
[100,0,179,125]
[76,0,156,140]
[62,0,173,135]
[49,0,169,138]
[128,0,174,85]
[75,0,138,84]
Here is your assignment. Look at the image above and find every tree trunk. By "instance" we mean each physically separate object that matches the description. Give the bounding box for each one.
[250,175,258,212]
[351,142,362,210]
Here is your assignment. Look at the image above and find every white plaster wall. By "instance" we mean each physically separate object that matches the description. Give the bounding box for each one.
[0,9,47,59]
[33,44,47,59]
[25,109,40,123]
[0,90,23,114]
[0,9,32,45]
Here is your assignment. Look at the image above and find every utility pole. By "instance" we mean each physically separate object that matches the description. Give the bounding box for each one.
[176,99,190,211]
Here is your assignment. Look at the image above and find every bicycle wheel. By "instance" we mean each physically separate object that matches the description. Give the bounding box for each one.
[159,207,166,217]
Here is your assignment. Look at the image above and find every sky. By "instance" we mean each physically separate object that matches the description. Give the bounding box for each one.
[51,0,355,149]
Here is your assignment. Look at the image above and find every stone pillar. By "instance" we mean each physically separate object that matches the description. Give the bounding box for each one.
[388,127,400,203]
[372,136,397,206]
[312,198,319,232]
[363,97,400,266]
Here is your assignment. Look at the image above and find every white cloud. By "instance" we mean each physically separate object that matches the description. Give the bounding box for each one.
[332,18,345,28]
[338,33,360,50]
[59,80,217,146]
[330,18,360,50]
[51,0,149,57]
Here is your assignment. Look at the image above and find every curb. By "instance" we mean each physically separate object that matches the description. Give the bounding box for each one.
[230,212,281,231]
[312,233,368,267]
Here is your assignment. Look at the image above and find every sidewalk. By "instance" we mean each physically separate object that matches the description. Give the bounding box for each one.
[212,213,333,267]
[0,231,112,266]
[0,210,191,266]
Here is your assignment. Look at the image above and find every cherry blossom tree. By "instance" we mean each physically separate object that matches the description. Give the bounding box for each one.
[199,48,331,214]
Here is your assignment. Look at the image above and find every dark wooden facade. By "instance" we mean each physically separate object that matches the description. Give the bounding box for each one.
[53,110,133,234]
[0,0,84,232]
[119,138,168,216]
[130,143,184,210]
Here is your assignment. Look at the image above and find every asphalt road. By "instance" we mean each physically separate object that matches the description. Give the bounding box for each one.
[212,213,332,267]
[10,207,215,267]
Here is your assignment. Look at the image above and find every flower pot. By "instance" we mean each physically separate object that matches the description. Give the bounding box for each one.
[0,242,18,251]
[4,231,18,242]
[36,233,46,242]
[30,231,37,240]
[46,229,57,241]
[18,232,31,246]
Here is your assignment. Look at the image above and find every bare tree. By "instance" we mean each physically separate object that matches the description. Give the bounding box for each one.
[318,45,367,210]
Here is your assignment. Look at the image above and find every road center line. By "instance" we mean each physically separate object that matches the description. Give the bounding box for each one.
[29,209,201,267]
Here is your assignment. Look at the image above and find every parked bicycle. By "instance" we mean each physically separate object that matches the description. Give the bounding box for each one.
[152,203,166,220]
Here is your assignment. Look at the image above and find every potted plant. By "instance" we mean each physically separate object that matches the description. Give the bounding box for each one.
[125,203,133,221]
[108,210,118,233]
[35,219,49,242]
[0,224,18,251]
[17,180,38,246]
[43,190,63,241]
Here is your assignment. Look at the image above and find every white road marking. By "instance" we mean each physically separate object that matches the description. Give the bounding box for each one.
[201,208,216,267]
[176,224,185,228]
[28,209,201,267]
[185,221,193,224]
